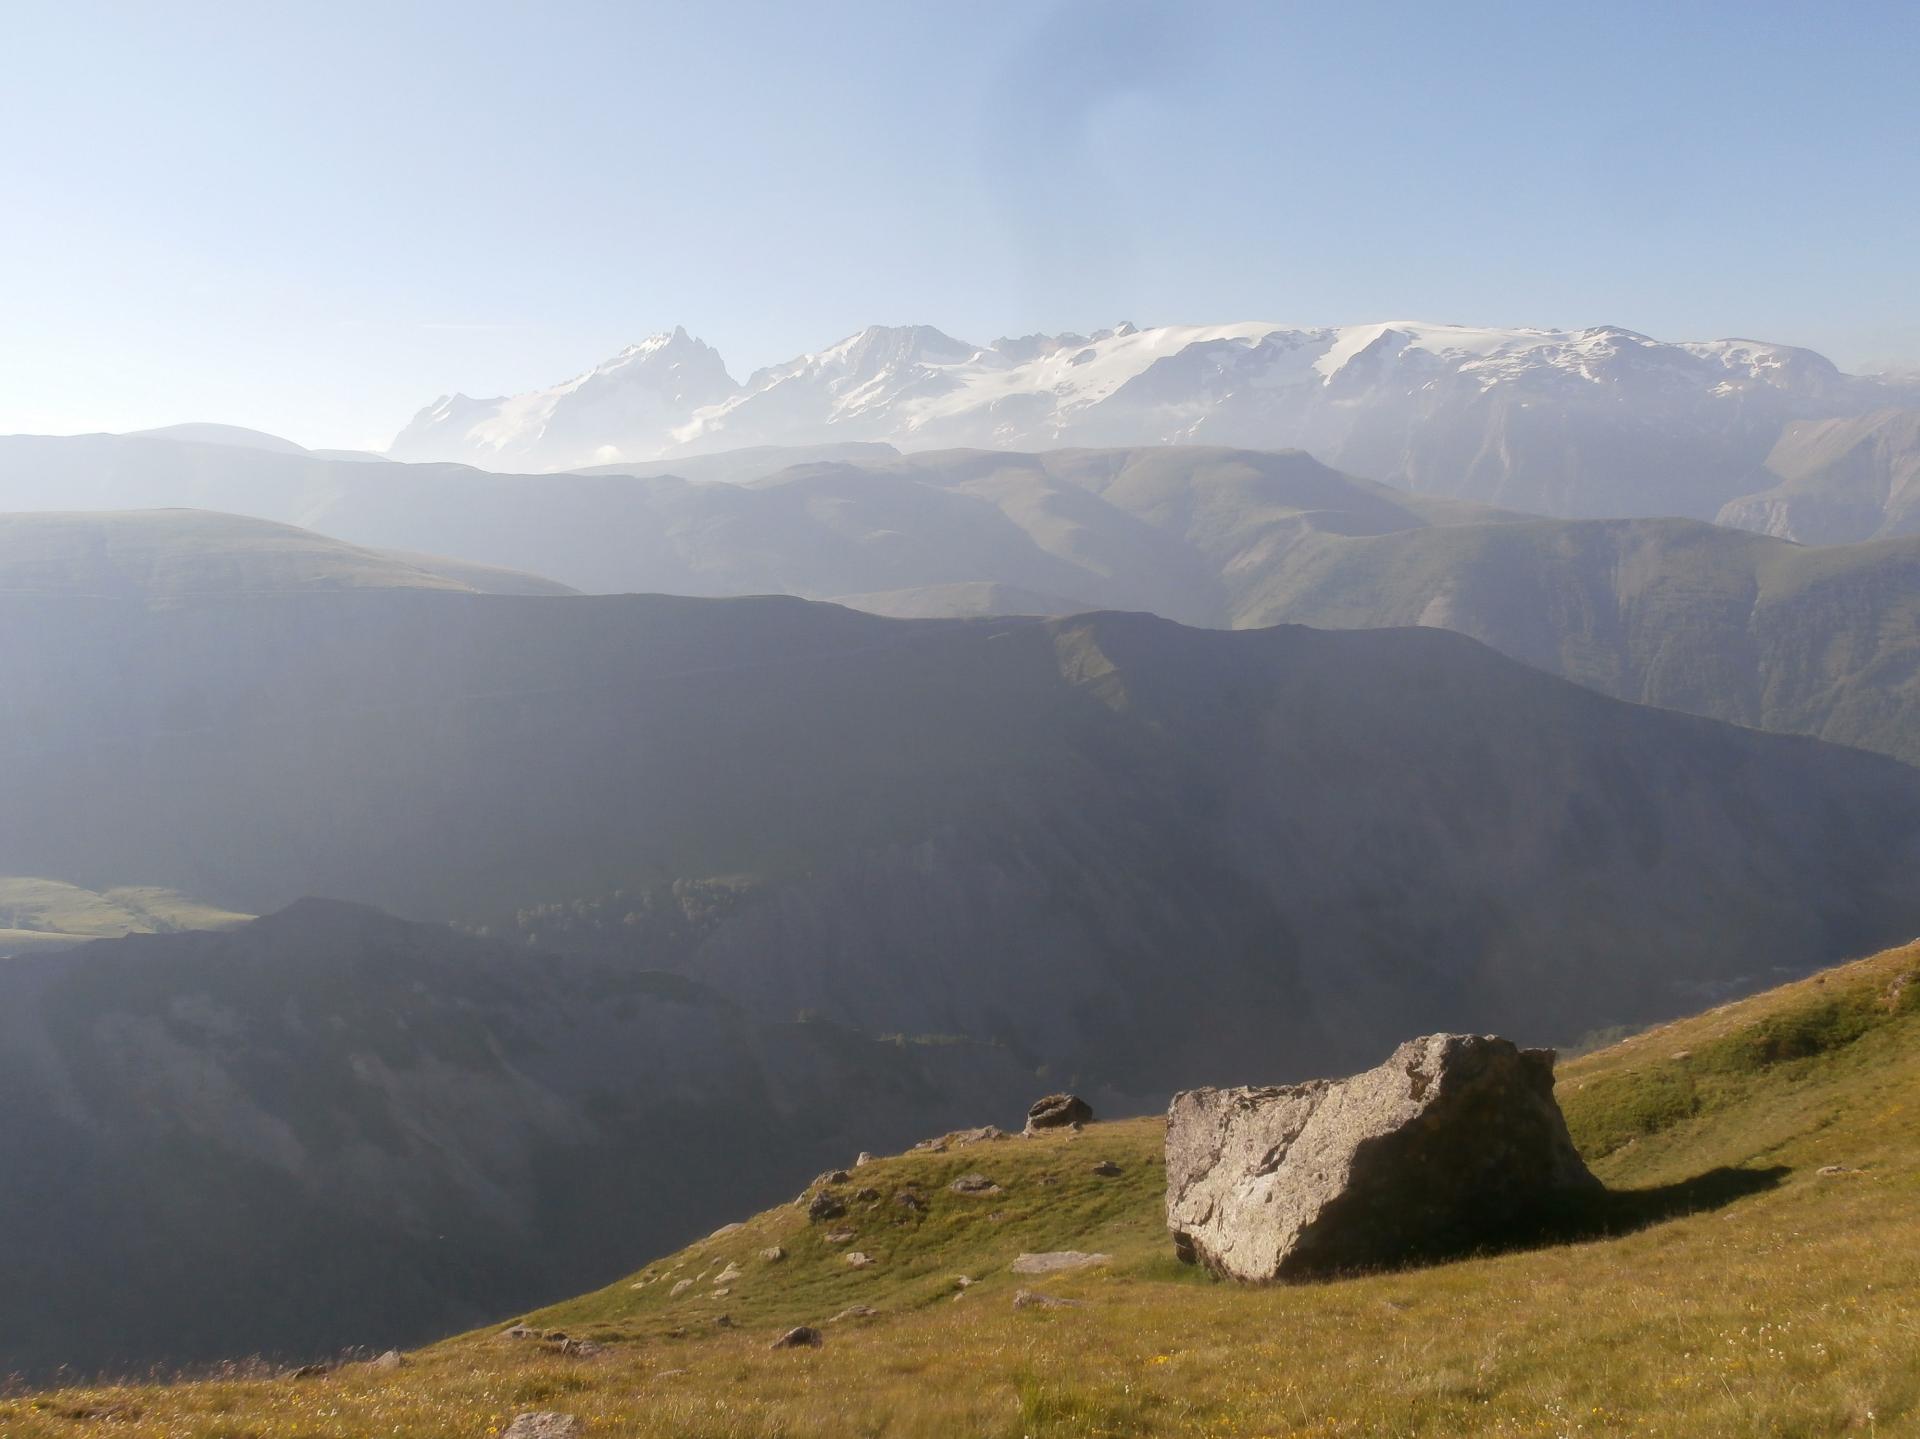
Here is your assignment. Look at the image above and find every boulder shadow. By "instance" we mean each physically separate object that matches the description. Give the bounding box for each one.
[1187,1165,1793,1285]
[1481,1163,1792,1261]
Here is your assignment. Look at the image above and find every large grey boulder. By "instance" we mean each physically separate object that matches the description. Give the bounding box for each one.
[1165,1034,1599,1280]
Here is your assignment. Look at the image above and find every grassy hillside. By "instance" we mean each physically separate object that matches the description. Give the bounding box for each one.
[1234,515,1920,766]
[13,938,1920,1436]
[0,876,249,956]
[0,509,573,599]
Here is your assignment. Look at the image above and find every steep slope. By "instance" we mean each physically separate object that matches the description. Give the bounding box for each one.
[385,320,1917,518]
[0,901,1038,1378]
[18,937,1920,1436]
[1227,516,1920,767]
[3,588,1920,1095]
[0,510,575,598]
[1718,408,1920,542]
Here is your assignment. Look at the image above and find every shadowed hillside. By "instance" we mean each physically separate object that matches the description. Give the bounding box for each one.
[0,901,1040,1378]
[3,586,1920,1094]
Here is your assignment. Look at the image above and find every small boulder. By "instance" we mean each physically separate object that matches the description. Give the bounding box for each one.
[894,1190,926,1213]
[669,1278,694,1297]
[1165,1034,1601,1281]
[770,1326,823,1349]
[1025,1094,1094,1134]
[853,1186,880,1203]
[707,1221,745,1240]
[808,1191,847,1222]
[761,1245,787,1262]
[368,1349,406,1371]
[712,1263,743,1286]
[824,1229,856,1244]
[949,1173,1002,1196]
[830,1305,879,1322]
[845,1250,875,1268]
[856,1152,875,1166]
[1091,1160,1122,1177]
[503,1414,582,1439]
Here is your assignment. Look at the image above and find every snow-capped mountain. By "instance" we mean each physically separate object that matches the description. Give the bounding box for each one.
[389,326,738,471]
[388,320,1918,519]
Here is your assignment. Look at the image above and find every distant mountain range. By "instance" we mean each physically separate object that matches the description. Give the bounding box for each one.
[7,457,1916,768]
[385,320,1920,523]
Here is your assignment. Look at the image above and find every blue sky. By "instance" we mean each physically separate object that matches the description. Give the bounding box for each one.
[4,0,1916,449]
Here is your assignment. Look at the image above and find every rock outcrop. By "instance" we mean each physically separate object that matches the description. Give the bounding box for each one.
[1165,1034,1599,1280]
[1025,1094,1093,1133]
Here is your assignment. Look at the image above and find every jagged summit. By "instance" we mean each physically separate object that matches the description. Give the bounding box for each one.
[383,320,1920,517]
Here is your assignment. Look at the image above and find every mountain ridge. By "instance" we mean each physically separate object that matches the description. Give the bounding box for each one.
[383,320,1920,520]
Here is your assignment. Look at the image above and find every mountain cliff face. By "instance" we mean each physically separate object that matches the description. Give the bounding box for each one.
[1718,409,1920,543]
[4,588,1919,1095]
[382,320,1917,520]
[0,901,1038,1377]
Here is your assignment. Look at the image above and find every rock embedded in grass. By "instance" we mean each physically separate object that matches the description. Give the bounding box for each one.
[1025,1093,1094,1133]
[807,1191,847,1222]
[949,1172,1003,1195]
[770,1325,823,1349]
[1091,1160,1122,1177]
[1012,1289,1085,1310]
[1166,1033,1601,1281]
[503,1412,582,1438]
[1010,1251,1112,1275]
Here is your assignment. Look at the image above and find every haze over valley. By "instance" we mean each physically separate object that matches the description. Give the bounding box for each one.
[5,4,1920,1432]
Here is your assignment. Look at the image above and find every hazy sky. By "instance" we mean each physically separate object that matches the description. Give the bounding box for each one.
[5,0,1917,449]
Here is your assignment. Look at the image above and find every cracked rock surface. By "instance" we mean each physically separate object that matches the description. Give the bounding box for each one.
[1165,1034,1599,1281]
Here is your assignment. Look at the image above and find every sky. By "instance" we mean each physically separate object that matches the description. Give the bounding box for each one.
[3,0,1917,450]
